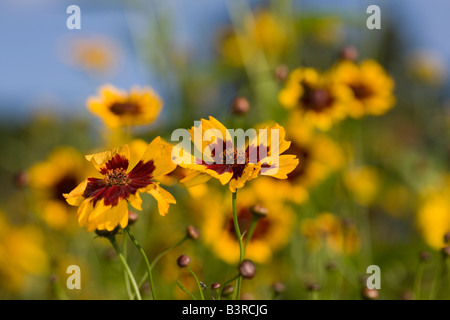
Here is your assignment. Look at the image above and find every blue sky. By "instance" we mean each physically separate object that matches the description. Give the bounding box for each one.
[0,0,448,120]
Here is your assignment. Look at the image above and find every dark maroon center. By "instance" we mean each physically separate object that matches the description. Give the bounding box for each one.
[109,101,141,116]
[300,81,334,112]
[54,175,79,202]
[350,83,373,100]
[226,206,271,242]
[285,141,309,182]
[83,154,155,207]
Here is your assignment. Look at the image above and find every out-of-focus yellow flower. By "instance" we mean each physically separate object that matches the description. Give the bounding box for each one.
[278,67,352,130]
[380,184,412,218]
[407,50,446,86]
[175,116,299,193]
[333,59,395,118]
[66,36,120,75]
[194,185,295,264]
[87,84,163,129]
[0,213,49,292]
[219,9,288,67]
[417,176,450,249]
[64,137,176,232]
[28,146,93,230]
[343,166,380,206]
[300,212,360,255]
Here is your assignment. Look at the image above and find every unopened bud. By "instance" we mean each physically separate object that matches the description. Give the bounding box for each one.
[177,254,191,268]
[272,281,286,294]
[419,251,431,262]
[444,232,450,244]
[211,282,221,290]
[325,261,338,272]
[306,282,320,292]
[128,211,139,226]
[339,45,359,61]
[361,287,379,300]
[232,97,250,115]
[14,171,29,188]
[250,204,268,219]
[186,225,200,240]
[442,246,450,258]
[275,65,289,82]
[221,285,234,297]
[239,259,256,279]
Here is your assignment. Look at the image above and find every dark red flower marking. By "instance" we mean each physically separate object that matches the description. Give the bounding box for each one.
[109,101,141,116]
[195,139,271,180]
[83,154,155,207]
[285,141,309,182]
[300,81,335,112]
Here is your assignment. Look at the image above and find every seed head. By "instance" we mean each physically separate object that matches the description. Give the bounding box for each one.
[177,254,191,268]
[186,225,200,240]
[239,259,256,279]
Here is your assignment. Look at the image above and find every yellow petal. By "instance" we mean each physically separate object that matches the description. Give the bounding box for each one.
[180,171,212,188]
[85,144,130,172]
[86,199,128,232]
[140,137,177,178]
[64,179,88,206]
[147,184,176,216]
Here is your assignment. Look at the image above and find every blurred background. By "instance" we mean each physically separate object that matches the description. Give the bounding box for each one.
[1,0,450,300]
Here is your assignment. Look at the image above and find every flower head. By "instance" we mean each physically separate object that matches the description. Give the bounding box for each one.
[334,59,395,118]
[174,116,299,192]
[87,84,163,129]
[64,137,176,232]
[278,67,352,130]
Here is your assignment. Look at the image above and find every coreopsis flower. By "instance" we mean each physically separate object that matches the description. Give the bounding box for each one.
[278,67,352,130]
[63,137,176,232]
[300,212,360,255]
[87,84,163,129]
[27,146,95,229]
[343,166,380,206]
[417,175,450,249]
[333,59,395,118]
[191,186,294,264]
[173,116,299,193]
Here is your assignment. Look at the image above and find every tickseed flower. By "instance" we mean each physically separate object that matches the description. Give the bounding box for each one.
[417,175,450,249]
[173,116,299,193]
[63,137,176,232]
[278,67,352,130]
[87,84,163,129]
[300,212,360,255]
[333,59,395,118]
[193,187,295,264]
[27,146,94,229]
[343,166,380,207]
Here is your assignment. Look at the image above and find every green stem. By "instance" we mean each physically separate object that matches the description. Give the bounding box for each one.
[122,234,133,300]
[414,262,425,300]
[125,226,156,300]
[186,266,205,300]
[243,217,259,256]
[232,190,244,300]
[108,236,142,300]
[218,274,240,300]
[177,281,197,300]
[136,235,188,289]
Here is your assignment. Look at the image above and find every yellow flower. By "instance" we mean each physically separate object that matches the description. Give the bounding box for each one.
[417,176,450,249]
[0,212,49,292]
[175,116,299,193]
[278,67,352,130]
[63,137,176,232]
[343,166,380,206]
[27,146,94,229]
[87,84,163,129]
[333,59,395,118]
[300,212,360,255]
[194,185,295,264]
[219,9,288,67]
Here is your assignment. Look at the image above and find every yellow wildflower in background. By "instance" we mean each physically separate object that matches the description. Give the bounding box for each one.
[0,212,49,292]
[64,137,176,232]
[343,166,380,206]
[176,116,299,192]
[278,67,352,130]
[417,176,450,249]
[334,59,395,118]
[193,186,295,264]
[300,212,360,255]
[87,84,163,129]
[27,146,94,229]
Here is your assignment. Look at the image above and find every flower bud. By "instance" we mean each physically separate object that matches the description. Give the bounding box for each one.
[239,259,256,279]
[221,285,234,297]
[306,282,320,292]
[186,225,200,241]
[275,65,289,82]
[211,282,221,290]
[361,287,379,300]
[419,251,431,262]
[128,211,139,226]
[441,246,450,258]
[232,97,250,115]
[272,281,286,294]
[177,254,191,268]
[250,204,268,219]
[444,232,450,244]
[339,45,359,61]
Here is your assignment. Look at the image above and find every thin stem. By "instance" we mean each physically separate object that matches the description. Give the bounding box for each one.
[125,226,156,300]
[177,281,197,300]
[429,255,445,300]
[108,236,142,300]
[414,262,425,300]
[232,190,244,300]
[186,266,205,300]
[218,274,240,300]
[243,217,259,256]
[122,234,133,300]
[136,235,188,289]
